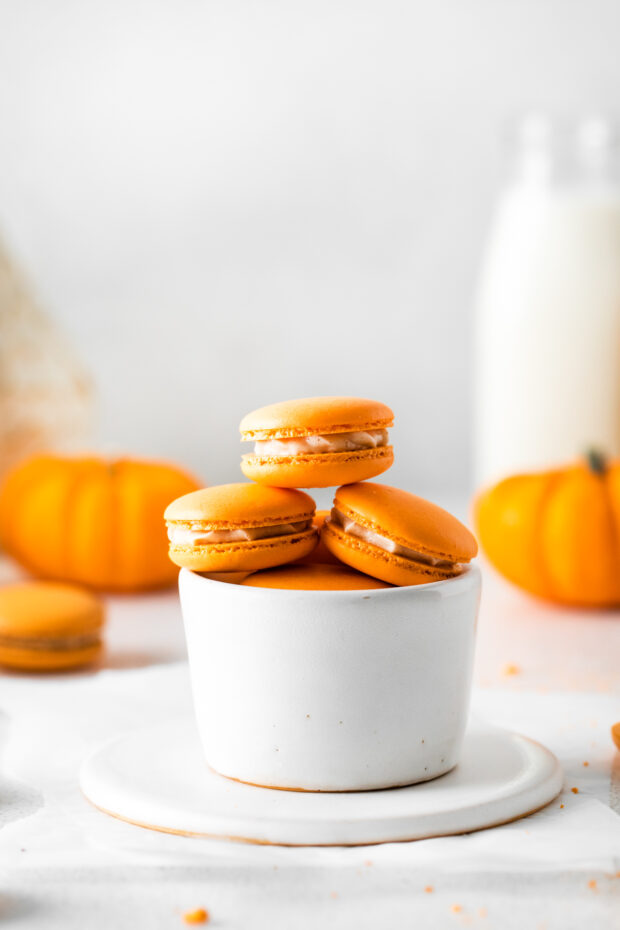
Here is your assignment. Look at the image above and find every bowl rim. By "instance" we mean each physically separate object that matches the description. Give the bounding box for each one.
[179,562,481,600]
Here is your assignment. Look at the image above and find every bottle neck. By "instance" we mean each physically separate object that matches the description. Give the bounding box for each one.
[508,115,620,192]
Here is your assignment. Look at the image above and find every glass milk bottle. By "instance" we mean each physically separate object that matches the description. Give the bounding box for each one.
[474,117,620,488]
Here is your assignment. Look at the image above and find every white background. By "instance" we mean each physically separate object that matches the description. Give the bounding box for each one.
[1,0,619,494]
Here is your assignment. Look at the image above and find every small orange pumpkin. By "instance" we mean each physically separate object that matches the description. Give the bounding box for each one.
[0,454,201,591]
[475,451,620,607]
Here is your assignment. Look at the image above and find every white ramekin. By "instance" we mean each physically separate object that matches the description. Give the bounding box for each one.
[179,565,481,791]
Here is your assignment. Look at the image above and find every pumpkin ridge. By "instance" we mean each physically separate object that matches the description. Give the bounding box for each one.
[602,468,620,602]
[3,457,54,557]
[21,458,69,577]
[537,472,565,602]
[110,460,123,589]
[64,462,89,582]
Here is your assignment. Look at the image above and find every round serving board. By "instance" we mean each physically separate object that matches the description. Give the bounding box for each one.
[80,721,562,846]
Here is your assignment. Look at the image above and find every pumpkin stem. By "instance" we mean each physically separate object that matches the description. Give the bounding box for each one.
[585,448,607,475]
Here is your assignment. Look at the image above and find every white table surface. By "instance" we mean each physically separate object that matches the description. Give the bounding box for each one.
[0,553,618,929]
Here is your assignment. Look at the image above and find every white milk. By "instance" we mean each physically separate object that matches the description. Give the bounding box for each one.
[474,120,620,487]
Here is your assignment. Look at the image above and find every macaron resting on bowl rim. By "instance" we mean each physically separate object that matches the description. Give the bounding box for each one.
[239,396,394,488]
[240,562,393,590]
[164,482,318,572]
[0,581,105,671]
[323,482,478,587]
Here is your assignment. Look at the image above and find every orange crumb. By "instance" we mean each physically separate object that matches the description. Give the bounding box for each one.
[183,910,209,925]
[583,761,589,767]
[560,804,564,809]
[330,891,339,900]
[451,904,462,913]
[502,663,520,677]
[571,787,579,794]
[588,879,597,891]
[364,859,373,867]
[424,886,434,893]
[478,907,488,918]
[611,721,620,750]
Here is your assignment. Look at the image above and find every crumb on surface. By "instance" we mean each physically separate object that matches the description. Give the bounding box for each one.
[450,904,462,913]
[424,886,434,893]
[583,761,589,767]
[183,909,209,925]
[330,891,339,900]
[560,803,564,808]
[502,663,520,677]
[364,860,373,867]
[588,879,597,891]
[571,787,579,794]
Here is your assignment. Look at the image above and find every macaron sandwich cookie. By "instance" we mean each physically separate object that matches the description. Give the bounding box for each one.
[165,482,318,573]
[240,396,394,488]
[0,581,104,671]
[323,482,478,587]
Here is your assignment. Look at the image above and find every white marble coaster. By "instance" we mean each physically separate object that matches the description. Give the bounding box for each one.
[80,721,563,846]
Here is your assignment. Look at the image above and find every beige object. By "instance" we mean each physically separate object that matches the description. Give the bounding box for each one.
[0,238,92,477]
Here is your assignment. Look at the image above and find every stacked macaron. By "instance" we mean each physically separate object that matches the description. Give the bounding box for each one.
[165,396,477,589]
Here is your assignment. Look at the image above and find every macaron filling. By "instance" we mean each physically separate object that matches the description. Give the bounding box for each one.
[167,519,312,547]
[329,509,455,569]
[252,429,389,457]
[0,632,102,651]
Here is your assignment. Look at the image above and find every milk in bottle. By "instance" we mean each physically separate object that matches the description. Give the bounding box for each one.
[474,117,620,487]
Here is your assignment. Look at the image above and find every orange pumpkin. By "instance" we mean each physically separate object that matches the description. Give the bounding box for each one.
[0,454,201,592]
[475,451,620,607]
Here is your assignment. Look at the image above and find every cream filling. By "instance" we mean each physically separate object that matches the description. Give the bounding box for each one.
[0,633,101,651]
[253,429,389,457]
[330,509,455,568]
[167,519,311,547]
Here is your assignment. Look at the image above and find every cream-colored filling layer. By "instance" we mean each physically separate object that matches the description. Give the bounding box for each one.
[330,509,454,568]
[167,519,311,547]
[253,429,389,456]
[0,633,101,651]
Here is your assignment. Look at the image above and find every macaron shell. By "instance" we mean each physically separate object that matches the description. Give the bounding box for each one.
[334,483,478,563]
[198,571,253,584]
[164,483,315,526]
[240,562,393,590]
[240,396,394,440]
[293,511,341,565]
[0,581,104,672]
[322,519,458,587]
[168,527,318,572]
[0,582,104,638]
[0,641,103,672]
[240,447,394,489]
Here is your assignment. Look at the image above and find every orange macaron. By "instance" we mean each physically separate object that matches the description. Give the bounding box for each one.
[323,483,478,587]
[240,562,393,591]
[240,396,394,488]
[165,483,318,573]
[0,581,105,672]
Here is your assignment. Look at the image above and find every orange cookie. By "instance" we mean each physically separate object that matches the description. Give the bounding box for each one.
[293,511,341,566]
[322,483,478,587]
[240,562,393,590]
[0,581,104,671]
[239,396,394,488]
[165,483,318,572]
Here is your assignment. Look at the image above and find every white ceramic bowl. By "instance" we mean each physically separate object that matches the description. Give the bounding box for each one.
[179,565,481,791]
